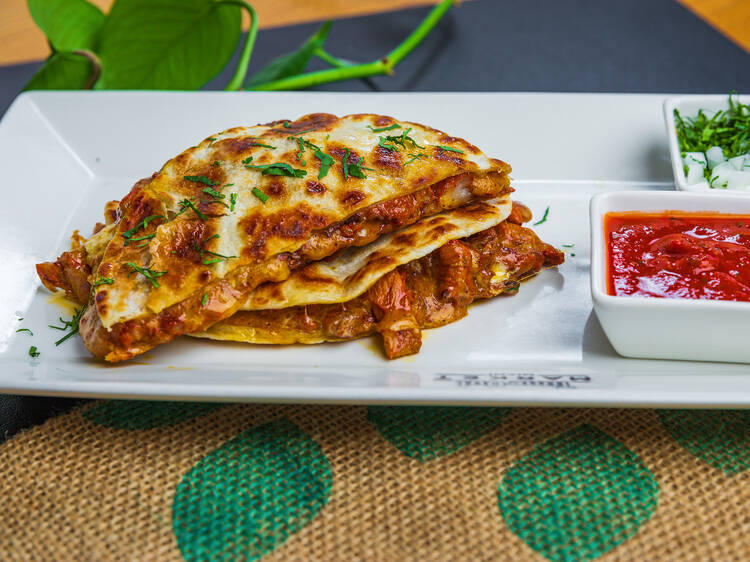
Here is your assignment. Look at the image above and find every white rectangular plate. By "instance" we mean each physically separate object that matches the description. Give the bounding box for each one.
[2,91,749,408]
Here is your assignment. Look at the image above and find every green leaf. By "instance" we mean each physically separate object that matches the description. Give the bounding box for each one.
[23,52,93,90]
[498,424,659,562]
[27,0,105,51]
[172,418,332,561]
[245,20,331,88]
[96,0,242,90]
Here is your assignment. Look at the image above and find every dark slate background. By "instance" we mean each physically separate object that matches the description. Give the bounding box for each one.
[1,0,749,438]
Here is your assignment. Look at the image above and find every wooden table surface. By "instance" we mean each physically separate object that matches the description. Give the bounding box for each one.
[1,0,748,67]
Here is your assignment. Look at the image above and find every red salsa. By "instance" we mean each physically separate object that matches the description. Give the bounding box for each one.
[605,212,750,301]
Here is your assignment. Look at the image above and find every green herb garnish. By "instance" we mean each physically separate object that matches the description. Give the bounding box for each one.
[49,306,87,346]
[367,123,401,133]
[125,262,167,288]
[201,293,209,306]
[230,193,238,211]
[245,162,307,178]
[177,199,208,221]
[290,136,334,178]
[212,160,222,167]
[195,234,237,265]
[378,137,398,151]
[122,214,165,245]
[184,175,217,186]
[93,277,114,288]
[249,140,277,150]
[674,92,750,158]
[533,206,550,226]
[437,145,464,154]
[29,346,40,358]
[283,121,291,128]
[381,127,425,151]
[404,152,427,166]
[16,328,33,335]
[207,137,217,146]
[342,148,373,180]
[252,187,269,203]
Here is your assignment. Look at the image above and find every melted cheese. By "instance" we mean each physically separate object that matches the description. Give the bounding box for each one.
[89,113,510,329]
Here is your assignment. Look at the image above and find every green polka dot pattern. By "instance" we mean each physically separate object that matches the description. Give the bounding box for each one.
[172,418,332,561]
[83,400,225,430]
[367,405,512,462]
[498,424,659,562]
[658,409,749,475]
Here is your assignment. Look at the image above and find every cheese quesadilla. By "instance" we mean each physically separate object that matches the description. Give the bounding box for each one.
[194,200,564,358]
[36,114,514,362]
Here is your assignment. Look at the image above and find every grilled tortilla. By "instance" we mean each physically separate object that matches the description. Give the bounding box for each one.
[193,201,565,358]
[37,113,512,361]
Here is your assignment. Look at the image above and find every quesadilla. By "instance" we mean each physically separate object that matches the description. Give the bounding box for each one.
[194,200,564,358]
[36,114,513,362]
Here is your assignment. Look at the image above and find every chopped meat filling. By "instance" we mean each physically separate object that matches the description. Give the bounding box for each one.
[219,206,564,359]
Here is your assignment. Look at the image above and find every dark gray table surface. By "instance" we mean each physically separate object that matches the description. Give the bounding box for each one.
[2,0,749,439]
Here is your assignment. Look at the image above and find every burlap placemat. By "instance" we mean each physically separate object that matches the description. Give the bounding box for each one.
[0,402,747,561]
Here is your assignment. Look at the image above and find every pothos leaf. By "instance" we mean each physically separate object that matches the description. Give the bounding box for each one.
[24,52,94,91]
[27,0,105,52]
[96,0,242,90]
[245,20,332,88]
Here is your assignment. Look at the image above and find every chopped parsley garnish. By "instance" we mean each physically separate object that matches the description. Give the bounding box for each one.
[342,148,373,180]
[49,305,87,346]
[245,162,307,178]
[207,137,217,146]
[195,234,237,265]
[202,186,225,200]
[381,127,425,151]
[289,136,335,179]
[505,281,521,293]
[92,277,114,288]
[29,346,40,358]
[125,262,167,288]
[177,198,208,221]
[128,234,155,247]
[367,123,401,133]
[533,206,550,226]
[184,175,217,186]
[283,121,291,128]
[201,293,209,307]
[212,160,222,167]
[249,140,277,150]
[561,244,575,248]
[230,192,238,211]
[378,137,398,151]
[201,186,229,208]
[252,187,269,203]
[122,214,165,245]
[16,328,33,335]
[404,152,427,166]
[674,93,750,158]
[437,145,464,154]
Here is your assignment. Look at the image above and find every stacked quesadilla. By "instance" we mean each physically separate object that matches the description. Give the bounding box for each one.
[37,113,563,361]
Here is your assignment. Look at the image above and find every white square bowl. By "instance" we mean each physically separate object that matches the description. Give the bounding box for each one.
[663,94,750,193]
[590,190,750,363]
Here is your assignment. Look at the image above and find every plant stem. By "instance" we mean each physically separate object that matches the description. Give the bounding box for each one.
[219,0,259,91]
[249,0,456,91]
[313,48,353,69]
[72,49,102,89]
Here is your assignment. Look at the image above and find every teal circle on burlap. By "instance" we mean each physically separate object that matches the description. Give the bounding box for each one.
[498,424,659,562]
[367,406,512,462]
[172,418,332,561]
[83,400,226,430]
[658,409,749,475]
